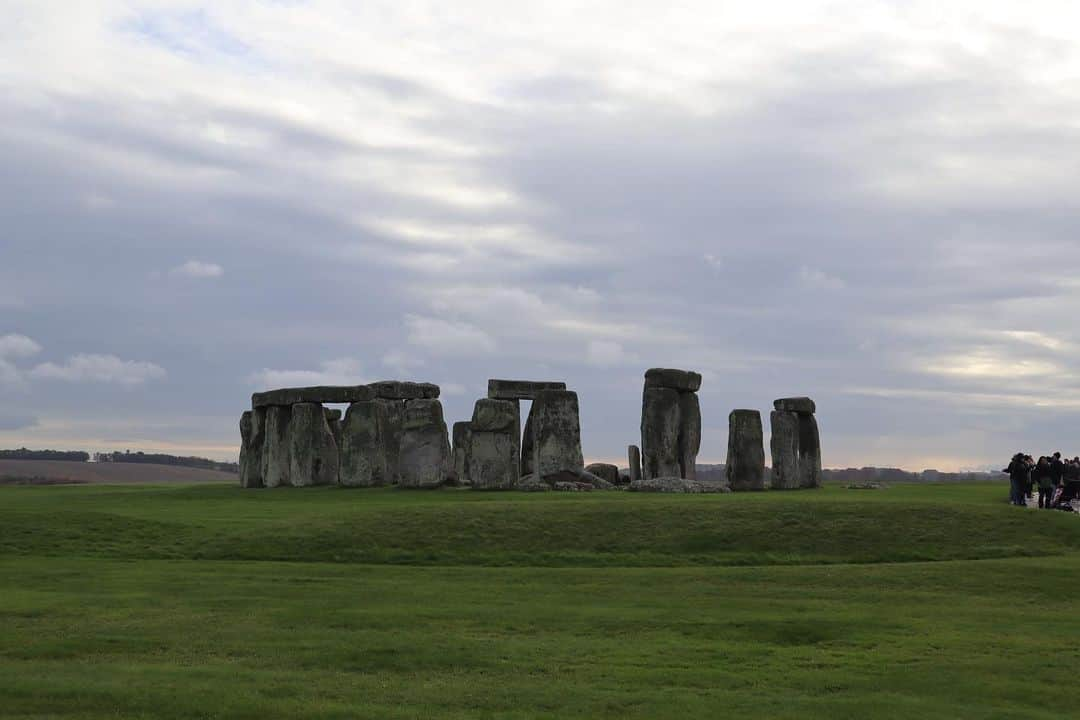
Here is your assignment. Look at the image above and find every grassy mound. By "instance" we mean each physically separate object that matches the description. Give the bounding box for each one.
[2,482,1077,566]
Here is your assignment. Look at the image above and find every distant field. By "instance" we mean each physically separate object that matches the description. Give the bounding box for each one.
[0,459,237,484]
[2,481,1078,719]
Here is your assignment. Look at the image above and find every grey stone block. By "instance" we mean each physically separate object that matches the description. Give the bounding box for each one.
[470,398,519,433]
[644,368,702,392]
[339,400,390,487]
[726,409,765,491]
[585,462,619,485]
[398,399,451,488]
[628,444,642,484]
[288,403,339,487]
[262,405,292,488]
[468,430,518,490]
[531,390,584,480]
[774,397,816,414]
[641,387,681,479]
[487,379,567,400]
[769,410,800,490]
[678,391,701,480]
[369,380,440,400]
[252,385,373,408]
[452,421,472,486]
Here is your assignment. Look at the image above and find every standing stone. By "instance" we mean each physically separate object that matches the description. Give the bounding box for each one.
[398,399,451,489]
[769,410,801,490]
[469,399,519,490]
[797,413,823,489]
[770,398,822,490]
[240,407,266,488]
[452,421,472,486]
[531,390,584,481]
[520,405,536,476]
[641,387,681,479]
[678,392,701,481]
[289,403,339,487]
[239,411,252,487]
[726,409,765,491]
[339,400,389,487]
[262,405,292,488]
[377,399,404,484]
[628,444,642,484]
[324,408,343,450]
[585,463,619,485]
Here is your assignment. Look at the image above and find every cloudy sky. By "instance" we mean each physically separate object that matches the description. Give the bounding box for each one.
[3,1,1080,470]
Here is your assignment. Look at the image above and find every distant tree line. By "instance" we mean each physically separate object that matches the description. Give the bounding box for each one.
[694,464,993,485]
[0,448,90,462]
[92,451,239,474]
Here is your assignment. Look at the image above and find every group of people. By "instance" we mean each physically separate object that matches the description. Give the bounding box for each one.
[1004,452,1080,510]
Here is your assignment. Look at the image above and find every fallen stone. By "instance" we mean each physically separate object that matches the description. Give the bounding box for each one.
[726,409,765,491]
[452,421,472,486]
[641,387,681,479]
[487,379,567,401]
[288,403,339,487]
[516,473,549,492]
[628,445,642,484]
[628,477,723,493]
[398,399,451,489]
[678,392,701,480]
[644,368,702,392]
[262,405,292,488]
[531,390,585,481]
[585,462,619,485]
[369,381,440,400]
[774,397,816,414]
[339,400,390,487]
[553,481,591,492]
[252,385,373,408]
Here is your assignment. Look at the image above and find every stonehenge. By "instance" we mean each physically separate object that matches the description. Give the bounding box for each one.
[770,397,822,489]
[726,409,765,491]
[641,369,701,480]
[238,375,822,494]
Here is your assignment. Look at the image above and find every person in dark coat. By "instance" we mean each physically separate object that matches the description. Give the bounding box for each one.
[1046,452,1066,509]
[1004,453,1031,506]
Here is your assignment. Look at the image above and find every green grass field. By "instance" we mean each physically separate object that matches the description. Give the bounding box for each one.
[2,482,1078,718]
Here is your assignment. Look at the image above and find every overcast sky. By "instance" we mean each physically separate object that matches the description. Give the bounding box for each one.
[3,1,1080,470]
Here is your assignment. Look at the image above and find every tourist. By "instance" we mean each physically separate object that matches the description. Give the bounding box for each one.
[1004,453,1031,506]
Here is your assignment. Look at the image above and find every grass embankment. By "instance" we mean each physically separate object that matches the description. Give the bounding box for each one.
[2,482,1078,718]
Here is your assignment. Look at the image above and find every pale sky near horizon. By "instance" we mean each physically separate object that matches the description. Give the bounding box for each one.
[3,1,1080,471]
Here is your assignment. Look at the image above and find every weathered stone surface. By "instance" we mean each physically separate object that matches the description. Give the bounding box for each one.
[726,409,765,491]
[369,381,440,400]
[769,410,800,490]
[324,408,343,450]
[239,411,257,488]
[288,403,339,487]
[585,462,619,486]
[252,385,373,408]
[339,400,389,487]
[797,413,823,489]
[641,387,681,479]
[628,445,642,484]
[468,430,518,490]
[520,404,535,476]
[644,368,702,392]
[398,399,451,489]
[678,392,701,481]
[770,410,822,489]
[452,421,472,486]
[628,477,723,493]
[531,390,584,480]
[774,397,816,414]
[487,379,567,400]
[516,473,549,492]
[470,398,518,433]
[377,399,403,484]
[262,405,292,488]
